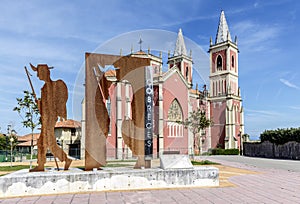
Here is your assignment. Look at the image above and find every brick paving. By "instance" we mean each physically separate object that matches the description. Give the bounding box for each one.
[1,156,300,203]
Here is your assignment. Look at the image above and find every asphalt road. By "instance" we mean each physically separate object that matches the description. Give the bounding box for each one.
[198,155,300,172]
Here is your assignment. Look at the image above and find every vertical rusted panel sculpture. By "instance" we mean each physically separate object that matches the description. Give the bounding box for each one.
[115,56,151,168]
[85,53,151,170]
[29,64,72,172]
[85,53,121,170]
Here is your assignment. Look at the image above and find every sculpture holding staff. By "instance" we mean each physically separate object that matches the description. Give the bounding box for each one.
[28,63,72,171]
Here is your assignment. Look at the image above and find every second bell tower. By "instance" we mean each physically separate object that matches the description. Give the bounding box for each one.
[208,10,244,150]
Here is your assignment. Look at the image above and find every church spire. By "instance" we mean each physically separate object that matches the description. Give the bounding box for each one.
[174,28,187,56]
[215,10,232,44]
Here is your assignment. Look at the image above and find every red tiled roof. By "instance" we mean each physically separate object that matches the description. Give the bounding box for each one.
[17,140,38,147]
[104,70,116,77]
[55,119,81,128]
[17,133,40,147]
[17,133,40,142]
[134,51,147,55]
[189,89,201,95]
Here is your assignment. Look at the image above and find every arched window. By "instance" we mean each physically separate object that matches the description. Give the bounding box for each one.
[106,96,111,134]
[212,82,215,97]
[221,80,224,94]
[217,55,222,70]
[214,81,217,96]
[168,99,183,121]
[231,55,235,68]
[155,65,161,74]
[167,99,183,137]
[186,67,189,80]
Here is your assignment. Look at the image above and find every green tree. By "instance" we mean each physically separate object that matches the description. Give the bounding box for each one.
[13,90,40,167]
[0,134,18,151]
[242,133,250,142]
[0,131,18,163]
[180,108,212,154]
[260,127,300,145]
[13,91,40,130]
[0,133,7,150]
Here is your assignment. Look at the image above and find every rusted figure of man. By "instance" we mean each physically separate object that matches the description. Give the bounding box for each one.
[30,63,72,171]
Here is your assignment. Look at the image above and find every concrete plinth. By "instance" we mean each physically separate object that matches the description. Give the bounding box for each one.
[160,154,194,169]
[0,166,219,198]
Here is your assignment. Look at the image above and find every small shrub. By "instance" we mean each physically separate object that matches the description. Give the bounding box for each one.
[224,148,239,155]
[211,148,223,155]
[211,148,239,155]
[191,160,220,165]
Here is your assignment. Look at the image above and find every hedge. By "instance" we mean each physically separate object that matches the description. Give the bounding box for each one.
[211,148,239,155]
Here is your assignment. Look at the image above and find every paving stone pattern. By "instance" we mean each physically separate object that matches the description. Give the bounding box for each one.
[1,156,300,203]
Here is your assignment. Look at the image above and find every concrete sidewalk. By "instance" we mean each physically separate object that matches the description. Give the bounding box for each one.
[1,157,300,203]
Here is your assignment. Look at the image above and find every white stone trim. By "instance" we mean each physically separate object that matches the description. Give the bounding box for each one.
[167,122,184,138]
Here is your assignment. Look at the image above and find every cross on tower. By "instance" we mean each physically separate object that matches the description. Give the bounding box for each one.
[138,36,143,51]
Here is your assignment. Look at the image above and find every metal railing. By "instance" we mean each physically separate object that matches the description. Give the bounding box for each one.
[0,147,196,162]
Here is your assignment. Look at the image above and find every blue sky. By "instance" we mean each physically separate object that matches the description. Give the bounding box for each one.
[0,0,299,140]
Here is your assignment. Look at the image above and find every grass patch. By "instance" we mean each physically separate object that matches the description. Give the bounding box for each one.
[26,154,37,160]
[0,165,32,172]
[105,163,133,168]
[191,160,220,165]
[106,160,136,163]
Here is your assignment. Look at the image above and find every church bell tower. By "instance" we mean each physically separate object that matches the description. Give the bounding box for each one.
[167,28,193,87]
[208,11,244,150]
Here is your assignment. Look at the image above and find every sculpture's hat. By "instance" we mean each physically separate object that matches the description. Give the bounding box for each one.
[30,63,54,72]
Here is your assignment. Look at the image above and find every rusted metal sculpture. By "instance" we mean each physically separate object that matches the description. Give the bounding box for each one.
[85,53,120,170]
[29,63,72,172]
[85,53,151,170]
[115,56,151,168]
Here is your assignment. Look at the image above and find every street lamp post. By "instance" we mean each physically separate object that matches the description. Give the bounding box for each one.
[239,127,243,156]
[6,125,12,162]
[10,137,14,167]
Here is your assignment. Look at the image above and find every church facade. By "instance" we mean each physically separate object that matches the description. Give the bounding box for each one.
[81,11,244,159]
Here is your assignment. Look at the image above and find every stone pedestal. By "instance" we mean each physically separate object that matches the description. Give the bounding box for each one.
[160,154,193,169]
[0,166,219,198]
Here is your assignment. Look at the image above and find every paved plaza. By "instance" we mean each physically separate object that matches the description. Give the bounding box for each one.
[0,156,300,203]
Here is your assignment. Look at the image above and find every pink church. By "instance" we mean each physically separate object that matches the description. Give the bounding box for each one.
[81,10,244,159]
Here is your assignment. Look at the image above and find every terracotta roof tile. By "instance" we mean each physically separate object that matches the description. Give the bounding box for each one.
[55,119,81,128]
[104,70,116,77]
[189,89,201,95]
[17,133,40,142]
[17,140,38,147]
[17,133,40,147]
[134,51,147,55]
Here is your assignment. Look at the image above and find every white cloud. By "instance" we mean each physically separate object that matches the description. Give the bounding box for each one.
[289,106,300,110]
[0,36,77,62]
[243,106,300,138]
[232,20,281,52]
[279,78,300,90]
[244,108,281,139]
[245,108,281,118]
[161,13,218,27]
[252,0,293,9]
